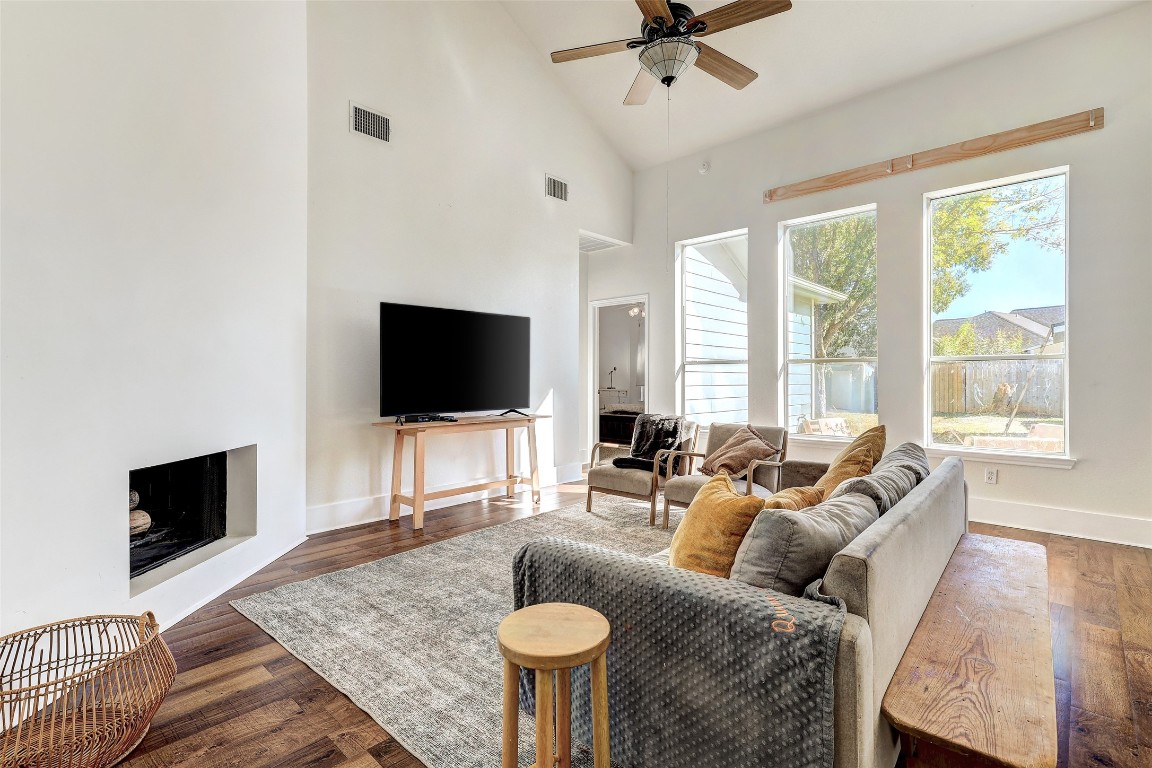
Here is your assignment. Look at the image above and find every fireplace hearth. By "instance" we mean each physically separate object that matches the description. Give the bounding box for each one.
[129,452,227,578]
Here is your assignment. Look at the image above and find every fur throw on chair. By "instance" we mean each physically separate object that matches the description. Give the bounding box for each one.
[612,414,688,475]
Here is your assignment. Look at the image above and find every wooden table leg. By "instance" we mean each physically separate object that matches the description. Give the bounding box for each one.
[556,667,571,768]
[591,654,610,768]
[389,431,404,521]
[527,422,540,505]
[502,659,520,768]
[536,669,554,768]
[505,428,516,498]
[412,430,426,530]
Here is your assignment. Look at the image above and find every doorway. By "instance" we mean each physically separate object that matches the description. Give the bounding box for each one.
[590,295,648,445]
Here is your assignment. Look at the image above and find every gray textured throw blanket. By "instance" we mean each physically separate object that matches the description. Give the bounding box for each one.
[514,539,845,768]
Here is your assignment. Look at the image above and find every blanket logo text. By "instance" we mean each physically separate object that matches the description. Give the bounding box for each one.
[764,593,797,633]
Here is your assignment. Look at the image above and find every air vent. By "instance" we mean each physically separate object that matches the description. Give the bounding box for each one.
[579,230,628,253]
[349,101,391,143]
[545,175,569,201]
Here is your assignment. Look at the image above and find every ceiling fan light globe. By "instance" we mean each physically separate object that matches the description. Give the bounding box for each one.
[638,36,699,88]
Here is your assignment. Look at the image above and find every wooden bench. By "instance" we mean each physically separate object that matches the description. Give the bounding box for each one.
[882,533,1057,768]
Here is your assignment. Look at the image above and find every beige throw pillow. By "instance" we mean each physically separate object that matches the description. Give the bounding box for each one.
[700,426,781,479]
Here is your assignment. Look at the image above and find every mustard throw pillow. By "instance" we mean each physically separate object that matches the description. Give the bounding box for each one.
[669,473,765,578]
[762,485,824,511]
[814,445,875,500]
[830,425,886,468]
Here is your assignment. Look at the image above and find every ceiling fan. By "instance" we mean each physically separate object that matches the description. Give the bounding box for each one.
[550,0,792,106]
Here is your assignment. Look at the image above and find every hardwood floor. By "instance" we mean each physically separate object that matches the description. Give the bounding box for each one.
[121,487,1151,768]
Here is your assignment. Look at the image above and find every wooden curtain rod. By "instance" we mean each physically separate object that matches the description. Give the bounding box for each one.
[763,108,1104,204]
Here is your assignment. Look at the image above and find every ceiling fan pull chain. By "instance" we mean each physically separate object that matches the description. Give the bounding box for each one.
[666,88,672,273]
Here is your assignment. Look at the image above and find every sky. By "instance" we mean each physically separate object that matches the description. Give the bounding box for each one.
[933,175,1066,321]
[935,237,1066,320]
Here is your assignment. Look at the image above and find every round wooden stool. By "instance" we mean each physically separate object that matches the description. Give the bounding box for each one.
[498,603,611,768]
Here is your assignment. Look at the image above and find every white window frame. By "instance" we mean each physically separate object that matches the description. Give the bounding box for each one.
[677,230,750,429]
[923,166,1073,467]
[780,204,878,444]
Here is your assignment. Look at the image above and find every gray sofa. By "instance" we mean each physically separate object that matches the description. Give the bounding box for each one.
[518,456,968,768]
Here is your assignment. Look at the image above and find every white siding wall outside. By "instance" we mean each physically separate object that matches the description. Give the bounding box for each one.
[683,245,749,427]
[787,295,813,431]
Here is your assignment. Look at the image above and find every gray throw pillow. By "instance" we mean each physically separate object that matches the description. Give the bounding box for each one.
[729,493,879,596]
[829,465,918,514]
[873,442,930,482]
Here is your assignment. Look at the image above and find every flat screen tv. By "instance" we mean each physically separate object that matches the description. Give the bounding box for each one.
[380,302,530,418]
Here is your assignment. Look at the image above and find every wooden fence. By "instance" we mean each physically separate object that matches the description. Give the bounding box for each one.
[932,358,1064,418]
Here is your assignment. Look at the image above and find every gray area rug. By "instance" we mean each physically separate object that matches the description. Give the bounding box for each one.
[231,498,683,768]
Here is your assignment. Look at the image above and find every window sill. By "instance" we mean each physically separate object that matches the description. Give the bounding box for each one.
[925,446,1076,470]
[788,434,853,449]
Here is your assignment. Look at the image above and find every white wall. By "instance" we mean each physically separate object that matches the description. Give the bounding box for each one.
[0,1,309,631]
[598,305,635,399]
[306,1,632,532]
[587,4,1152,547]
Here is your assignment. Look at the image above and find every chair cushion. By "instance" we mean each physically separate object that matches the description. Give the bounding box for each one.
[665,473,772,505]
[730,492,880,596]
[830,424,887,468]
[700,425,781,479]
[873,442,930,482]
[814,445,875,500]
[829,464,921,515]
[669,474,765,578]
[587,464,655,497]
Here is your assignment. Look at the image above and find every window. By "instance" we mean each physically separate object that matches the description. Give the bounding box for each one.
[783,206,878,438]
[680,233,749,427]
[928,171,1067,455]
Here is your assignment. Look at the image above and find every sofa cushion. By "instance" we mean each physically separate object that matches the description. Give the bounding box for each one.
[830,424,887,468]
[873,442,930,482]
[669,474,765,578]
[762,485,824,510]
[814,445,875,499]
[829,464,920,515]
[700,425,780,479]
[587,464,654,497]
[729,492,879,596]
[664,473,773,505]
[647,548,671,565]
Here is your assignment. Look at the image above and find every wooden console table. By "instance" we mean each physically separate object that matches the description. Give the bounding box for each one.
[374,414,545,530]
[882,533,1056,768]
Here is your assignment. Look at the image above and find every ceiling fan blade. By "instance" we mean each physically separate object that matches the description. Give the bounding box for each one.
[551,39,638,63]
[636,0,675,26]
[690,0,792,37]
[623,70,658,106]
[694,42,758,89]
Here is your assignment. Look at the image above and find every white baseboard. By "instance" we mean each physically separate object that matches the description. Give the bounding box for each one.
[161,535,308,628]
[306,463,583,534]
[555,461,584,485]
[969,497,1152,549]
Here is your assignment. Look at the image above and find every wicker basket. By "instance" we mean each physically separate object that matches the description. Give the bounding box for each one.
[0,613,176,768]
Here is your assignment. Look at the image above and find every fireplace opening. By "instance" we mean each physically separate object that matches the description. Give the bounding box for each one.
[129,452,227,579]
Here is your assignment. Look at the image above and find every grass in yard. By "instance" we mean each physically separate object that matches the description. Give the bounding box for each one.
[840,412,879,436]
[816,411,1065,444]
[932,414,1063,445]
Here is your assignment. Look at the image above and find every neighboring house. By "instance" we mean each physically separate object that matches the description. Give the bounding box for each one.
[787,278,877,430]
[932,305,1065,354]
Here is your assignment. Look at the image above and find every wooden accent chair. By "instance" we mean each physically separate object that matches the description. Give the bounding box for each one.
[658,424,788,529]
[586,421,700,526]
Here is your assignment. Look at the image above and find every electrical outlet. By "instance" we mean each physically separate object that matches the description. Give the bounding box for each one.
[984,468,999,484]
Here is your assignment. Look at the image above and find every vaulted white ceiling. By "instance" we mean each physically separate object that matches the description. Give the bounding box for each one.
[503,0,1134,169]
